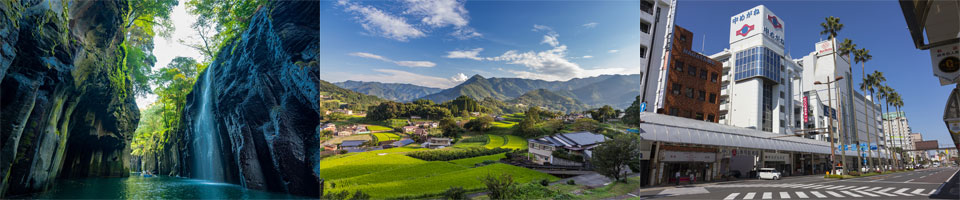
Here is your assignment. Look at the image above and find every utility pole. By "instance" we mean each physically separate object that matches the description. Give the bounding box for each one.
[817,76,845,175]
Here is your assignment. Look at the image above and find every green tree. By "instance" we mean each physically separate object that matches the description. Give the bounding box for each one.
[623,95,642,126]
[124,0,178,97]
[591,134,640,182]
[185,0,268,60]
[440,118,464,139]
[481,174,516,200]
[465,116,494,132]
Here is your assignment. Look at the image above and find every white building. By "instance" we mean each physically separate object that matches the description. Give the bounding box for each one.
[883,112,912,149]
[638,0,676,109]
[708,5,802,134]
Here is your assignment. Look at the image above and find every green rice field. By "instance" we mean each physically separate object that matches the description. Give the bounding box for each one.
[366,125,393,131]
[371,132,401,142]
[483,135,505,149]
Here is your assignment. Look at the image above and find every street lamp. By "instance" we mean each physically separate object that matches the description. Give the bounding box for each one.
[816,75,845,175]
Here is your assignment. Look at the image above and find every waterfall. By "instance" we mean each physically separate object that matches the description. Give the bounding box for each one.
[192,66,225,182]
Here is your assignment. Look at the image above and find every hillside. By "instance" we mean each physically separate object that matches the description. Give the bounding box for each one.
[320,79,386,111]
[507,89,590,112]
[421,74,641,109]
[334,80,442,102]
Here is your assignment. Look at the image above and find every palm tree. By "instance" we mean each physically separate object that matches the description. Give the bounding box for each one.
[877,84,899,170]
[889,91,908,169]
[820,16,846,173]
[868,71,891,170]
[853,48,877,171]
[839,39,857,60]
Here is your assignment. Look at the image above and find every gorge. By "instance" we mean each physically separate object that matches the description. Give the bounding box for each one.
[0,0,320,198]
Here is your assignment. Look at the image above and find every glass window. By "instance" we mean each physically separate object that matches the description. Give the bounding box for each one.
[700,69,708,79]
[669,108,679,116]
[640,46,647,58]
[640,21,651,34]
[675,61,683,71]
[709,93,717,103]
[672,83,681,95]
[707,114,715,122]
[685,87,694,98]
[711,73,718,82]
[696,112,704,120]
[698,90,706,101]
[688,66,697,76]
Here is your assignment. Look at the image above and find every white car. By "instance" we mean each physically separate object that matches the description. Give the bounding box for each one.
[759,168,781,180]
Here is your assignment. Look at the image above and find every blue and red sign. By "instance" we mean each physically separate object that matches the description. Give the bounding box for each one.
[736,24,754,36]
[767,15,782,29]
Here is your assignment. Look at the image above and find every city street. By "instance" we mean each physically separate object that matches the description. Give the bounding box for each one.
[640,167,959,199]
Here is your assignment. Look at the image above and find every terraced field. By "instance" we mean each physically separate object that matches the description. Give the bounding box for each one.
[367,125,393,131]
[483,135,505,148]
[502,135,527,149]
[371,132,401,142]
[319,149,556,198]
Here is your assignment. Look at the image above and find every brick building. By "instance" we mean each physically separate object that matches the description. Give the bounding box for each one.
[657,25,722,122]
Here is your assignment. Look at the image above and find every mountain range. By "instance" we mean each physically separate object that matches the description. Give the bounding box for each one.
[333,80,442,102]
[332,74,641,112]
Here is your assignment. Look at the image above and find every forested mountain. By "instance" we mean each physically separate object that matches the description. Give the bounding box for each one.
[334,80,442,102]
[320,79,385,111]
[507,89,590,113]
[421,74,641,109]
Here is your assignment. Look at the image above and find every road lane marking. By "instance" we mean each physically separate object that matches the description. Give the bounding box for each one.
[779,192,791,199]
[852,186,870,190]
[853,190,879,197]
[762,192,772,199]
[809,191,827,198]
[911,189,925,195]
[893,188,914,196]
[743,192,756,199]
[823,185,842,189]
[864,186,883,191]
[824,191,845,197]
[839,191,862,197]
[905,179,914,182]
[723,193,740,200]
[878,187,895,193]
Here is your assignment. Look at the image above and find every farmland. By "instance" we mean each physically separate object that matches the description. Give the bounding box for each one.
[483,135,505,149]
[367,125,393,131]
[320,148,556,198]
[371,132,401,142]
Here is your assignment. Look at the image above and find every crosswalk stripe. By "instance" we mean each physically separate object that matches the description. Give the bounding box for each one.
[762,192,773,199]
[864,186,883,191]
[812,185,830,189]
[822,185,840,189]
[854,190,880,197]
[831,186,849,190]
[852,186,870,190]
[893,188,914,196]
[779,192,791,199]
[839,191,862,197]
[824,191,845,197]
[839,186,857,189]
[724,193,740,200]
[794,191,809,198]
[744,192,756,200]
[911,189,926,195]
[809,191,827,198]
[873,189,897,197]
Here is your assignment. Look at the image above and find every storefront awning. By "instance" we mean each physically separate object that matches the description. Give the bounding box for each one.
[638,112,881,158]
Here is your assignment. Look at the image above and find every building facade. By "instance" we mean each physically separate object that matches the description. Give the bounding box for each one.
[708,5,803,134]
[883,112,912,149]
[656,26,723,122]
[639,0,676,108]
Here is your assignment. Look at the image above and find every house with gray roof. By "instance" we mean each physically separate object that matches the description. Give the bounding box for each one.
[528,131,607,166]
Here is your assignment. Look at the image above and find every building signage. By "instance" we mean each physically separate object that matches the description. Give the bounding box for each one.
[802,96,809,123]
[931,43,960,85]
[763,152,789,164]
[661,151,716,162]
[721,148,759,158]
[729,6,785,46]
[816,39,835,55]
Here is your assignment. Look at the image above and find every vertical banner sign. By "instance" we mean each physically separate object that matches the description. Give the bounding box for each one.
[803,96,809,123]
[653,0,678,111]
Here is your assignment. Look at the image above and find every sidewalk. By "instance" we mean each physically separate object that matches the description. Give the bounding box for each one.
[930,168,960,199]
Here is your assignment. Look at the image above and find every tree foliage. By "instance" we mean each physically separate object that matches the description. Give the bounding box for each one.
[591,134,640,182]
[406,147,511,161]
[185,0,268,61]
[571,118,600,132]
[125,0,178,97]
[440,118,464,139]
[465,116,494,132]
[622,95,641,126]
[481,173,516,200]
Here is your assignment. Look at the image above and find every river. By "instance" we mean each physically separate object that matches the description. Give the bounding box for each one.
[21,175,311,199]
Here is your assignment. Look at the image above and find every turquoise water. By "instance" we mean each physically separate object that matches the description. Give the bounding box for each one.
[24,175,312,199]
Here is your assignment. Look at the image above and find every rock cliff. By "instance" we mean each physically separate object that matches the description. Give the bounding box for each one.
[174,1,321,197]
[0,0,138,197]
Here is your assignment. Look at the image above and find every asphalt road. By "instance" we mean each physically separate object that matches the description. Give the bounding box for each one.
[639,167,959,200]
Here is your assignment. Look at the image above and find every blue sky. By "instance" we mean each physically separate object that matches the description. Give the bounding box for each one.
[676,1,952,147]
[320,0,644,88]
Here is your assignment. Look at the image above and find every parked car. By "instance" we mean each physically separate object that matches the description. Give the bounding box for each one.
[759,168,781,180]
[833,166,844,175]
[722,170,742,180]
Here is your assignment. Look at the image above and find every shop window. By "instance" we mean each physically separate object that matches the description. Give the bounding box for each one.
[669,108,679,116]
[698,90,706,101]
[709,93,717,103]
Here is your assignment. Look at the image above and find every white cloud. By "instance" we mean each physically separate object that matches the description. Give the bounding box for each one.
[395,61,437,67]
[370,69,463,88]
[403,0,482,39]
[451,27,482,39]
[349,52,436,68]
[446,48,484,60]
[582,22,598,28]
[348,52,391,62]
[451,73,469,82]
[608,49,619,53]
[582,55,593,59]
[541,35,559,47]
[339,0,425,41]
